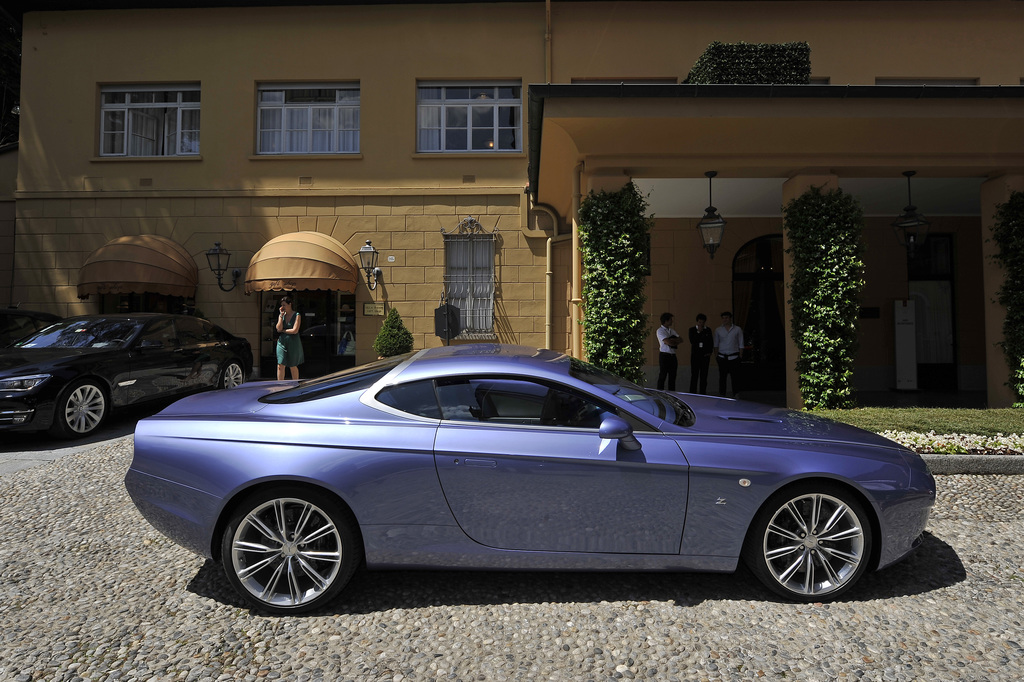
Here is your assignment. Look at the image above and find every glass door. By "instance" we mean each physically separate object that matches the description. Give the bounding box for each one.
[258,291,357,379]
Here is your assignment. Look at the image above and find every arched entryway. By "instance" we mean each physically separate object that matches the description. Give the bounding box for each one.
[733,235,786,391]
[245,232,361,379]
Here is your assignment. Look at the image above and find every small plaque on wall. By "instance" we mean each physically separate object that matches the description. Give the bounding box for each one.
[363,302,385,316]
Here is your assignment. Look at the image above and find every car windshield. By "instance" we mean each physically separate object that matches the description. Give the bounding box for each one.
[568,357,695,427]
[261,352,414,403]
[15,318,142,350]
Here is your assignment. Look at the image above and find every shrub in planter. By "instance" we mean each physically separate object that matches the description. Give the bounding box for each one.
[577,182,652,384]
[783,185,865,409]
[992,190,1024,404]
[373,308,415,358]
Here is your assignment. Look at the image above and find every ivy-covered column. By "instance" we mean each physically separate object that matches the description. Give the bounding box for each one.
[982,174,1024,408]
[781,173,839,410]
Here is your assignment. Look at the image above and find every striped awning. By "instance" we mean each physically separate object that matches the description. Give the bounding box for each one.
[77,235,198,298]
[244,232,359,294]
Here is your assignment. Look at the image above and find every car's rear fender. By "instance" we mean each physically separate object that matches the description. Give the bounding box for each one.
[131,415,454,558]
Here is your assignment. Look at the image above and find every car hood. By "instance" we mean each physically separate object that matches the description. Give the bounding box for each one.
[151,380,295,416]
[0,348,100,374]
[678,393,900,449]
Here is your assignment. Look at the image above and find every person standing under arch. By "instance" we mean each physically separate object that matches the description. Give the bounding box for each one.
[714,311,744,398]
[656,312,681,391]
[688,313,713,394]
[275,295,304,380]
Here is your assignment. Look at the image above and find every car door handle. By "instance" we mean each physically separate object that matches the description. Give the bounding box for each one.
[456,458,497,468]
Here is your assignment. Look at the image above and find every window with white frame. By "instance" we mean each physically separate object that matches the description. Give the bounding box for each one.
[100,85,200,157]
[257,84,360,154]
[442,217,497,337]
[418,83,521,153]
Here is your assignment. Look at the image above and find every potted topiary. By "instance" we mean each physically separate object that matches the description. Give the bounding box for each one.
[373,307,415,358]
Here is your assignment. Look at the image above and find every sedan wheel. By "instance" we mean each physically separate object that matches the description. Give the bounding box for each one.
[743,484,872,601]
[49,380,107,439]
[219,361,245,389]
[221,487,362,614]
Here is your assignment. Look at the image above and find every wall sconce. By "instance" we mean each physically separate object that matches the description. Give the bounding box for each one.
[892,170,930,258]
[206,242,241,292]
[696,171,727,259]
[358,239,383,290]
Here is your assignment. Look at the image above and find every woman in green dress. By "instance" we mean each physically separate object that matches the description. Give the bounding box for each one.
[275,296,305,379]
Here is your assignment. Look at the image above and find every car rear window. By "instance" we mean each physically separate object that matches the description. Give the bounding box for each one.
[261,353,412,404]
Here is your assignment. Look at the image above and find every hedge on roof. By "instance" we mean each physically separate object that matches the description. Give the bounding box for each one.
[685,41,811,85]
[782,185,865,410]
[577,181,652,384]
[991,190,1024,406]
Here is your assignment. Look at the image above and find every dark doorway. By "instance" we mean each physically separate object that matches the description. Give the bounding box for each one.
[259,290,357,379]
[908,234,957,390]
[733,235,786,390]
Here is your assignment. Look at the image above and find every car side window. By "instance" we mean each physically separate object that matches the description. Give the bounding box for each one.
[136,318,176,348]
[435,377,612,428]
[175,317,208,345]
[376,380,442,419]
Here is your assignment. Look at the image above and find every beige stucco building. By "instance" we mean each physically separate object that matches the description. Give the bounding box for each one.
[5,0,1024,406]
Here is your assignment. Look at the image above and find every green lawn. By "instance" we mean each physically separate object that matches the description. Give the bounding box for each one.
[812,407,1024,437]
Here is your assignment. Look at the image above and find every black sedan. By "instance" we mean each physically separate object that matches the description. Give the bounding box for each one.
[0,313,252,438]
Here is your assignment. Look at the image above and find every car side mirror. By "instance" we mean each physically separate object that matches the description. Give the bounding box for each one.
[138,339,163,349]
[599,415,642,451]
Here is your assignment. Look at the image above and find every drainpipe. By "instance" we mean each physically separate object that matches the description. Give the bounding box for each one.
[571,162,584,359]
[545,0,553,83]
[524,197,566,350]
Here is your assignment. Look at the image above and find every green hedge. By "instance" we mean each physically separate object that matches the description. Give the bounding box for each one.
[992,190,1024,405]
[686,41,811,85]
[577,182,652,384]
[783,186,865,409]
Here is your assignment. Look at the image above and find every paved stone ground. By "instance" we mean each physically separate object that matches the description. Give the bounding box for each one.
[1,436,1022,681]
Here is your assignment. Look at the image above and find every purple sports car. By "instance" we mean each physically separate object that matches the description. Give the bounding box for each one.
[126,344,935,614]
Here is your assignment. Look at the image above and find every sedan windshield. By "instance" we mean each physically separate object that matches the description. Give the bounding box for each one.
[16,318,142,350]
[568,357,695,427]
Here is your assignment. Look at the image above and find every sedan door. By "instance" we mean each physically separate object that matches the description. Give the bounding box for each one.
[124,317,191,402]
[432,377,689,555]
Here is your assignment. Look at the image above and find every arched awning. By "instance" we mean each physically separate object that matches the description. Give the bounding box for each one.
[244,231,359,294]
[78,235,198,299]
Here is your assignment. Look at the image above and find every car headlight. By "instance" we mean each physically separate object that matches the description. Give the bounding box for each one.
[0,374,51,391]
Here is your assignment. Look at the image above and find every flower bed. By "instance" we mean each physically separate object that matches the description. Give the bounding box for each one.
[879,430,1024,455]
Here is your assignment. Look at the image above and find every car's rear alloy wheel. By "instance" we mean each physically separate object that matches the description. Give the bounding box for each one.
[49,379,107,438]
[743,484,872,601]
[219,361,245,389]
[222,487,362,614]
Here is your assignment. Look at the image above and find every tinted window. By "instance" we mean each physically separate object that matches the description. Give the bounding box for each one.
[376,379,442,419]
[261,353,412,404]
[136,318,177,348]
[435,377,612,429]
[17,318,141,349]
[175,317,209,345]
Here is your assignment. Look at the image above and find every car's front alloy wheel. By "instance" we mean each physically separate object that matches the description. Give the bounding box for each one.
[49,379,107,438]
[219,361,245,389]
[221,487,361,614]
[743,484,873,601]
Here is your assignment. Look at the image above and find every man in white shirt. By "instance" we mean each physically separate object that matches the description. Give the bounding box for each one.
[656,312,681,391]
[713,311,744,397]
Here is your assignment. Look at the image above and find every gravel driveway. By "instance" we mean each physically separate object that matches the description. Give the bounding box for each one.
[1,436,1022,681]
